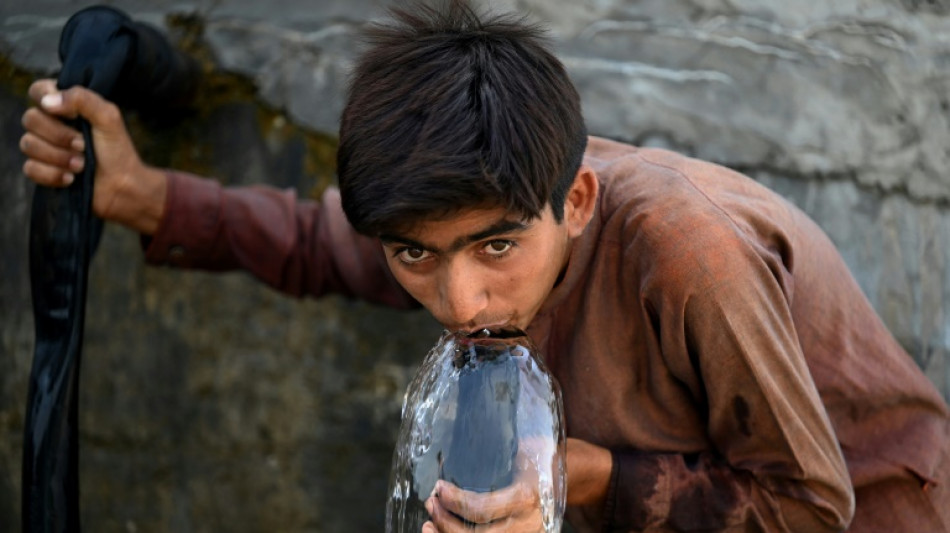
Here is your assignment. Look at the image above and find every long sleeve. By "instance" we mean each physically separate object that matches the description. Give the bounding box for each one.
[536,138,947,533]
[601,214,854,531]
[144,170,418,309]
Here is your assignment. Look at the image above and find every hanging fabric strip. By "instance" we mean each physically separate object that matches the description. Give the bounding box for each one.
[22,6,199,531]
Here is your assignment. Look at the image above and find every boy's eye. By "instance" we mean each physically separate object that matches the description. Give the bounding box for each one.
[484,240,513,256]
[397,247,431,264]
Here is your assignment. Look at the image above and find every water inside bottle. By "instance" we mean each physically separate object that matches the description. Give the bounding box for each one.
[386,329,566,532]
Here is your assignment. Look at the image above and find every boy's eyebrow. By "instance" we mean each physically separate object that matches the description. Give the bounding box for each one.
[379,218,530,254]
[461,219,529,248]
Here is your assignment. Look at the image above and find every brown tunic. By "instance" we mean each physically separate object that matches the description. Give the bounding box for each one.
[145,136,950,532]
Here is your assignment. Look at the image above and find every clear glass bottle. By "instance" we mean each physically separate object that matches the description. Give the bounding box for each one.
[386,329,566,532]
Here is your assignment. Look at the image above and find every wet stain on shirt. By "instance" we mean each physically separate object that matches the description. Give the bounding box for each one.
[667,454,751,530]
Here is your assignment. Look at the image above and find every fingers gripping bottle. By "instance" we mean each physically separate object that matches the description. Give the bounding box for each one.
[386,329,566,532]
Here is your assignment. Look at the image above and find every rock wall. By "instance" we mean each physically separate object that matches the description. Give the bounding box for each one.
[1,0,948,531]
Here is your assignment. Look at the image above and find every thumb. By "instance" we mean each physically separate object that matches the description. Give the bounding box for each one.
[39,85,122,132]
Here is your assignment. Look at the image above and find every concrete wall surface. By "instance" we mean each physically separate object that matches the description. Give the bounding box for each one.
[1,0,948,531]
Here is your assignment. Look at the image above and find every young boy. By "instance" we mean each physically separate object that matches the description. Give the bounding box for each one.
[19,1,949,531]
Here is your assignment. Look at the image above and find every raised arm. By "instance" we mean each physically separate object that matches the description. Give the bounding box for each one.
[20,80,417,308]
[20,80,167,235]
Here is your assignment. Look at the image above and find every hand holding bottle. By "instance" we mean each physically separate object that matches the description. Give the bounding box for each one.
[423,478,540,532]
[387,330,566,533]
[422,436,552,532]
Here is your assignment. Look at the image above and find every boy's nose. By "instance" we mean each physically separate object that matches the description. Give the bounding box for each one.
[438,261,488,330]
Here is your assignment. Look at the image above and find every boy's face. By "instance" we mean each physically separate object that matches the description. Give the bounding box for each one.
[381,205,573,332]
[379,167,598,333]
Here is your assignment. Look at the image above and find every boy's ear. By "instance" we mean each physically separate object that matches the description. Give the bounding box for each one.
[563,165,598,238]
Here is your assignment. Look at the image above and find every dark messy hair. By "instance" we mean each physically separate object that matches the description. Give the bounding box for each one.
[337,0,587,236]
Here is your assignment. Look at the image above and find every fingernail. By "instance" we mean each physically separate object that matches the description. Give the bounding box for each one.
[70,156,84,172]
[63,172,74,185]
[71,137,85,152]
[41,93,62,109]
[425,499,434,514]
